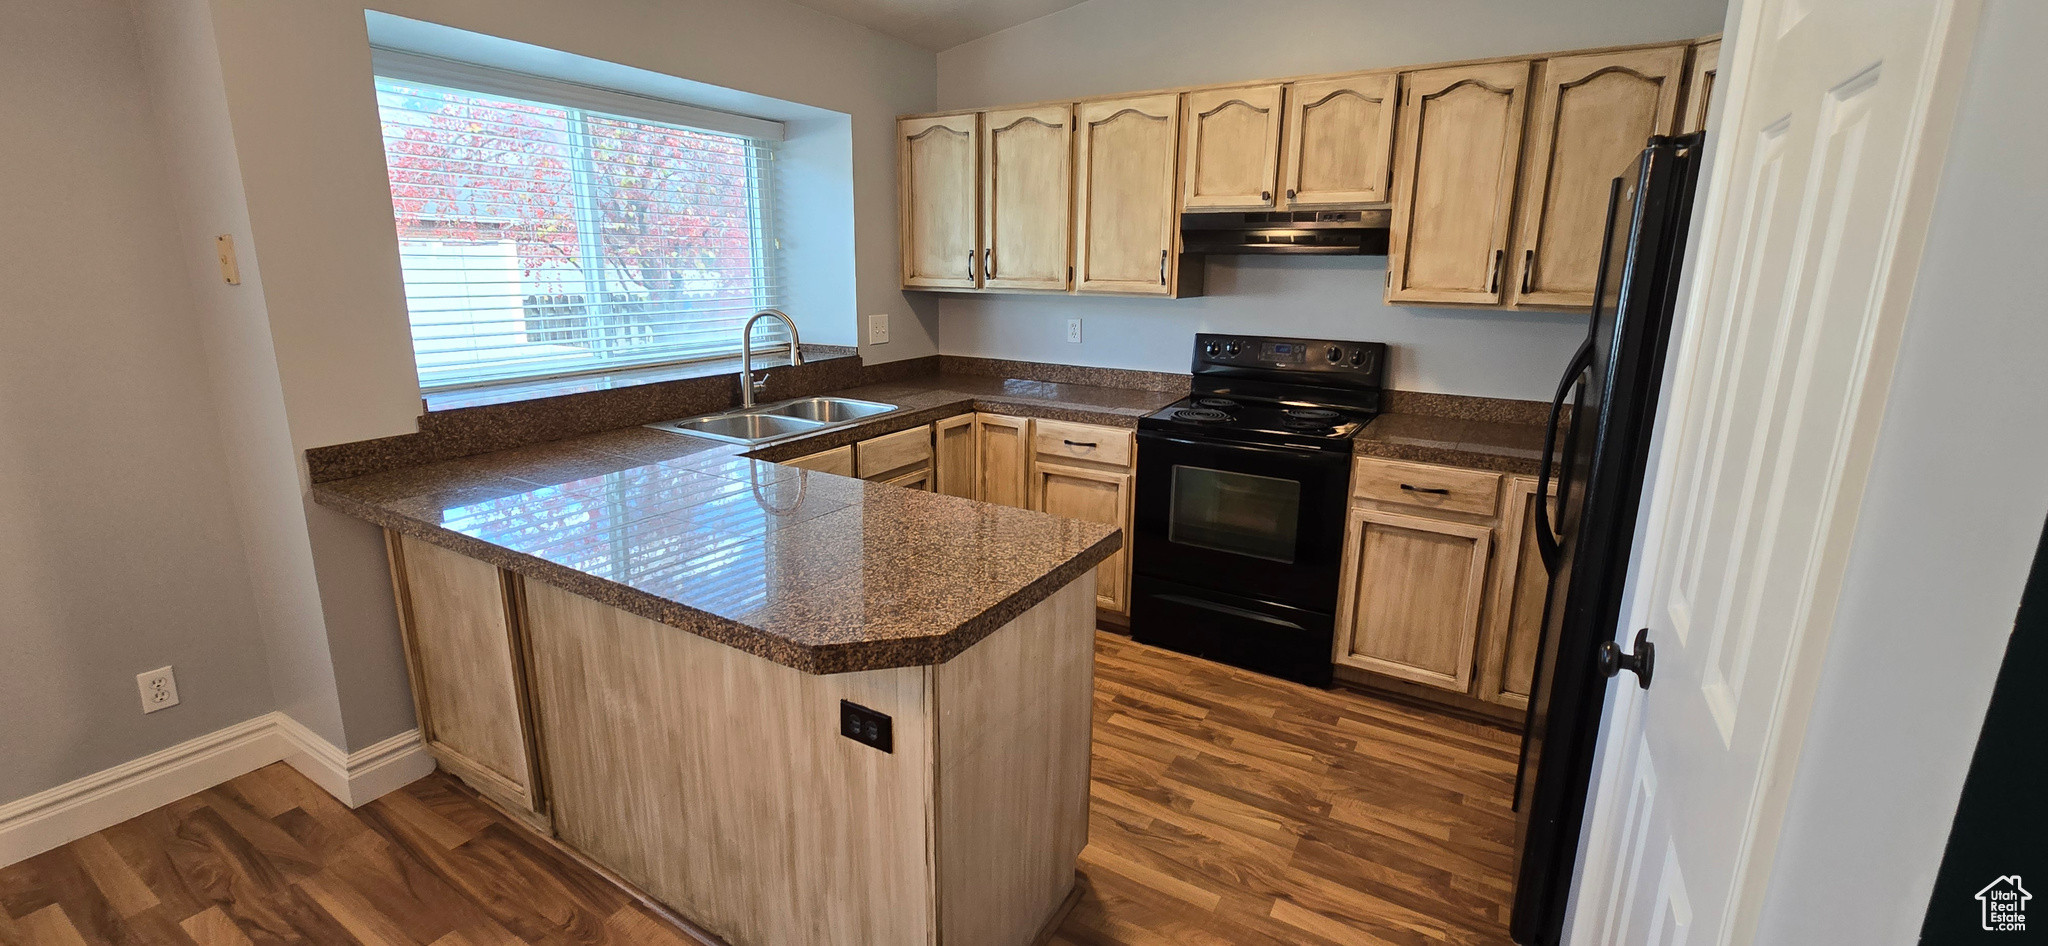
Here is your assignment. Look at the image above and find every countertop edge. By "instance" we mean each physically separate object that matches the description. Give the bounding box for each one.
[314,484,1124,675]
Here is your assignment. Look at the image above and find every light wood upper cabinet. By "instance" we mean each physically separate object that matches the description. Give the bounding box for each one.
[1181,84,1285,211]
[977,413,1032,508]
[1282,72,1399,208]
[933,414,978,498]
[1508,46,1687,308]
[1333,507,1493,692]
[1477,475,1554,708]
[982,106,1073,291]
[1386,60,1533,306]
[899,113,980,289]
[1073,94,1184,296]
[1680,39,1722,134]
[386,532,545,820]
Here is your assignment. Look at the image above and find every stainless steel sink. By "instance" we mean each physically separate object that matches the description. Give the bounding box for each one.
[654,412,826,444]
[646,396,898,446]
[760,397,896,424]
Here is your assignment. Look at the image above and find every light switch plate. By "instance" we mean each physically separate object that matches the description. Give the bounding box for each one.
[1066,318,1082,343]
[869,313,889,344]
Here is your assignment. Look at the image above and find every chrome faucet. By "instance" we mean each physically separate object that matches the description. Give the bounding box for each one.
[740,309,804,408]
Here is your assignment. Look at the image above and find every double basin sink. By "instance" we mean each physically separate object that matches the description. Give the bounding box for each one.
[646,396,898,445]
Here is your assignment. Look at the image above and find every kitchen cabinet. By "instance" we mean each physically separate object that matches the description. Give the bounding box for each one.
[898,113,981,289]
[784,444,854,476]
[384,532,546,823]
[1680,39,1722,134]
[981,105,1073,291]
[1180,84,1285,211]
[857,424,934,487]
[1385,60,1533,306]
[1333,507,1493,692]
[1073,94,1193,296]
[977,413,1032,508]
[1029,420,1137,614]
[1477,475,1554,709]
[1281,72,1399,208]
[1508,45,1687,308]
[933,414,978,498]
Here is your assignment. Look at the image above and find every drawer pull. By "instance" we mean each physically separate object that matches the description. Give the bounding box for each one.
[1400,483,1451,495]
[1063,439,1098,448]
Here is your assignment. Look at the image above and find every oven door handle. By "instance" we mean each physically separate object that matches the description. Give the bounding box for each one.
[1154,594,1308,631]
[1137,433,1337,460]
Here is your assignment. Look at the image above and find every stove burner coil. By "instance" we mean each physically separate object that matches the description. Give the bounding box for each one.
[1194,397,1241,409]
[1173,408,1232,423]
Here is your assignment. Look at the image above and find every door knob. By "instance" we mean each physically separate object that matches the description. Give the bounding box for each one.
[1597,628,1655,689]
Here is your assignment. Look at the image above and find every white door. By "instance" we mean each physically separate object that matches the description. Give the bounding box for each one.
[1574,2,1977,945]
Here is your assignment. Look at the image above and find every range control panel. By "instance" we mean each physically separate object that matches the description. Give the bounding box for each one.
[1194,333,1387,380]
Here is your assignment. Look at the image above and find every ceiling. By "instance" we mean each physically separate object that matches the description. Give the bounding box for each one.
[785,0,1093,51]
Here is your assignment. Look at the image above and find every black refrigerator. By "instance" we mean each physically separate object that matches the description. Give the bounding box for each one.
[1508,132,1704,946]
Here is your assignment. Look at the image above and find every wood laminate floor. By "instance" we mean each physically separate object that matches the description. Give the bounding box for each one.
[0,633,1521,946]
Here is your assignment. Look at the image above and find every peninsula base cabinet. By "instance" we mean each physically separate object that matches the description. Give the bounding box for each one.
[1331,459,1552,721]
[381,534,1099,946]
[384,531,548,828]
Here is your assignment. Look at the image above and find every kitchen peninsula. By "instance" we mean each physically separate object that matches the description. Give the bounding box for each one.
[312,385,1129,946]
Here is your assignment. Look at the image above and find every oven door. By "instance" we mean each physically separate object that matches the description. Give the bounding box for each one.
[1132,431,1352,612]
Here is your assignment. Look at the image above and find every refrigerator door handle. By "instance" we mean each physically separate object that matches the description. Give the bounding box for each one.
[1535,339,1594,572]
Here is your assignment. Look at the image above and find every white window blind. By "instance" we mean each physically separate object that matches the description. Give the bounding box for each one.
[372,59,785,392]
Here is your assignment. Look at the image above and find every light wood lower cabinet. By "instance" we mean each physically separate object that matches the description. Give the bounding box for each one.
[784,444,855,476]
[1333,508,1493,691]
[1025,420,1137,615]
[933,414,978,498]
[1476,475,1555,709]
[977,413,1032,508]
[856,424,934,488]
[384,532,546,823]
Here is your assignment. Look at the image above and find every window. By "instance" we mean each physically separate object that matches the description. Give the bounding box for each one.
[371,54,785,392]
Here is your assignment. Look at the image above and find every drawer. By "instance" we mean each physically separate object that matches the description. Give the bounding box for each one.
[1352,456,1500,517]
[1032,419,1134,468]
[856,425,933,478]
[783,445,853,476]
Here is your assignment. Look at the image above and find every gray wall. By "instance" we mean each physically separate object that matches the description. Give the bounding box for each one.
[932,0,1729,398]
[0,0,276,801]
[1751,2,2048,939]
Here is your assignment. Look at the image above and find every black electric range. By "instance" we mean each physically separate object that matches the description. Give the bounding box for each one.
[1130,334,1387,686]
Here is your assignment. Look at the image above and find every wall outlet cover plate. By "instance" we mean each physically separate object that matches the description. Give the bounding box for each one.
[137,666,179,714]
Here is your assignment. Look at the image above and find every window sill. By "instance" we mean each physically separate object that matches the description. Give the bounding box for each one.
[421,346,856,412]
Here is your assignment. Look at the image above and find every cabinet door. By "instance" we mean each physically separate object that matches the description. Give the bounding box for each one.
[1508,46,1687,308]
[1679,39,1722,134]
[1073,94,1182,295]
[784,444,855,476]
[882,467,933,491]
[1386,61,1532,306]
[1282,72,1398,208]
[1032,462,1133,614]
[1181,84,1284,211]
[899,114,981,289]
[387,532,544,817]
[977,413,1032,508]
[1332,508,1492,691]
[1477,476,1553,708]
[982,105,1072,291]
[933,414,979,498]
[857,425,934,480]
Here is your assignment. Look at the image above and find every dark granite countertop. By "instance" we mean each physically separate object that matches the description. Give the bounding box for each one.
[312,374,1176,675]
[1350,412,1551,475]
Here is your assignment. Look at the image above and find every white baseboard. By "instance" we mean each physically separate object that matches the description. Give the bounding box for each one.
[0,712,433,867]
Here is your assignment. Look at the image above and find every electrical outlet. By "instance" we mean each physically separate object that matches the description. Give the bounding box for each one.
[840,699,893,753]
[137,666,179,714]
[868,313,890,344]
[1066,318,1083,343]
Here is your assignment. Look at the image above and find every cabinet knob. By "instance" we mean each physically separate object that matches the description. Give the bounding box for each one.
[1261,190,1272,202]
[1286,188,1296,199]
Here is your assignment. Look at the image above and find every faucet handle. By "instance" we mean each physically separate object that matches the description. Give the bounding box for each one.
[750,371,769,392]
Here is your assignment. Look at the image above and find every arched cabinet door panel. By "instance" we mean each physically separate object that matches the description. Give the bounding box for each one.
[982,105,1073,291]
[1386,61,1533,306]
[1073,94,1184,296]
[1282,71,1399,208]
[1181,84,1284,211]
[899,113,980,289]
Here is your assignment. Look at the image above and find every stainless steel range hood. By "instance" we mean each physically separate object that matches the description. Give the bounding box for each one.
[1180,209,1391,255]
